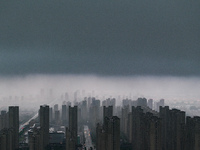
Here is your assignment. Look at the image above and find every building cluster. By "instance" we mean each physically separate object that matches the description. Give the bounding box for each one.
[66,106,78,150]
[28,105,50,149]
[1,96,200,150]
[120,104,200,150]
[96,106,120,150]
[0,106,19,150]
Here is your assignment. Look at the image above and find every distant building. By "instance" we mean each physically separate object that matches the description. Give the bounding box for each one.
[49,107,53,123]
[89,105,100,128]
[55,110,60,125]
[81,100,87,121]
[147,99,153,109]
[160,99,164,107]
[121,106,129,136]
[53,104,58,120]
[137,98,147,107]
[103,106,113,123]
[127,112,132,143]
[156,99,165,111]
[61,105,67,126]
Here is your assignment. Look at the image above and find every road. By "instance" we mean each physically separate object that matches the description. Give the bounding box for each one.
[19,99,58,132]
[84,125,94,150]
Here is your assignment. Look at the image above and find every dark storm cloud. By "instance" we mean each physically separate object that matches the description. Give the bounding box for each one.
[0,0,200,75]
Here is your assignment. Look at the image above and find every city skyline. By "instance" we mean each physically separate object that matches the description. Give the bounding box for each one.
[0,1,199,106]
[0,0,200,149]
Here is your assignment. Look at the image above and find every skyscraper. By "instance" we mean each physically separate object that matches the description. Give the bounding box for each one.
[0,128,14,150]
[121,106,129,136]
[55,110,60,125]
[69,106,77,144]
[9,106,19,149]
[62,104,67,126]
[0,110,8,130]
[49,107,53,123]
[40,105,49,149]
[103,106,113,123]
[132,106,145,150]
[137,98,147,107]
[28,128,41,150]
[96,116,120,150]
[132,106,162,150]
[186,116,200,150]
[148,99,153,109]
[66,127,76,150]
[159,106,185,150]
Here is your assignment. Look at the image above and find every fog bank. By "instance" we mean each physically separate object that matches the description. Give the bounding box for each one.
[0,74,199,110]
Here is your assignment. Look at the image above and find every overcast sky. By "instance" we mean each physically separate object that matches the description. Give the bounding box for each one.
[0,0,200,76]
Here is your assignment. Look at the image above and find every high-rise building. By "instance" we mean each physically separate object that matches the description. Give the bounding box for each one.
[137,98,147,107]
[96,116,120,150]
[121,106,129,136]
[159,106,171,150]
[55,110,60,125]
[103,106,113,123]
[89,105,100,128]
[69,106,77,144]
[96,123,106,150]
[54,104,58,111]
[0,128,14,150]
[78,107,82,124]
[127,112,132,143]
[53,104,58,119]
[186,116,200,150]
[81,100,87,121]
[0,110,8,130]
[160,106,185,150]
[132,106,162,150]
[40,105,49,149]
[132,106,145,150]
[65,92,69,101]
[170,109,185,150]
[107,116,120,150]
[62,105,67,126]
[159,99,165,107]
[148,99,153,109]
[66,127,76,150]
[156,99,165,111]
[146,113,162,150]
[9,106,19,149]
[49,107,53,123]
[102,100,107,107]
[28,128,41,150]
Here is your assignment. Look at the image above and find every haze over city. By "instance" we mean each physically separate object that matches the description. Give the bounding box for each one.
[0,0,200,149]
[0,75,200,108]
[0,0,200,105]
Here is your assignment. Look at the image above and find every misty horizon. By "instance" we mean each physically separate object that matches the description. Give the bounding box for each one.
[0,1,200,112]
[0,74,200,110]
[0,1,200,149]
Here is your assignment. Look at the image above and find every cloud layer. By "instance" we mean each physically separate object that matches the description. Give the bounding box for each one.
[0,0,200,75]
